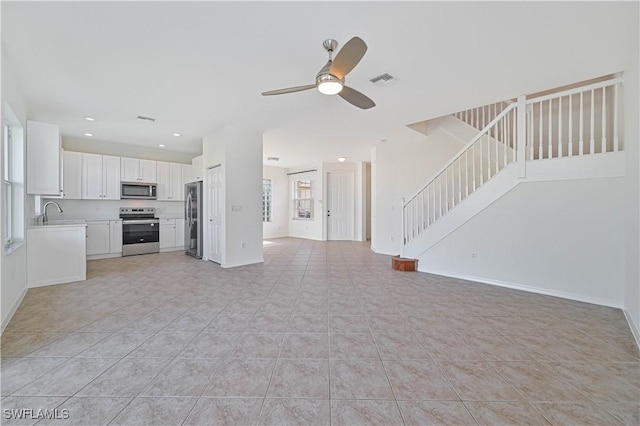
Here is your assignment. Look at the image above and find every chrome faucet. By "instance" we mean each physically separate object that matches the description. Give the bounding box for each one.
[42,201,63,223]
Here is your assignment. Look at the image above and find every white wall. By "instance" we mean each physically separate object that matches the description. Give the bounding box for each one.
[1,53,31,331]
[373,128,467,255]
[263,166,288,239]
[202,125,263,268]
[624,28,640,341]
[63,137,195,164]
[419,178,625,307]
[41,199,185,221]
[288,166,324,241]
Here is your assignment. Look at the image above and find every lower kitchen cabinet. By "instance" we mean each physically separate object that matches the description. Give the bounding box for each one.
[160,218,185,251]
[175,218,185,249]
[109,220,123,253]
[86,221,110,255]
[27,225,87,287]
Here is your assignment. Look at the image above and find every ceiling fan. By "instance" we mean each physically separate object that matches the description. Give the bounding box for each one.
[261,37,376,110]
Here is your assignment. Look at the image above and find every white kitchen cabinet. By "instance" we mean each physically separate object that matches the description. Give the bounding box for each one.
[182,163,195,184]
[192,155,203,181]
[63,151,82,199]
[121,157,156,183]
[157,161,184,201]
[82,153,121,200]
[175,218,185,248]
[27,224,87,287]
[109,220,123,254]
[102,155,121,199]
[27,120,62,196]
[159,219,176,249]
[86,221,111,255]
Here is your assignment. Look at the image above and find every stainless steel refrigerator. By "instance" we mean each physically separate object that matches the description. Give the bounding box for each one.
[185,181,203,258]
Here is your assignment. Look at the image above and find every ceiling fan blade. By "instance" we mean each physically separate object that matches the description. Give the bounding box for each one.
[330,37,367,79]
[261,84,316,96]
[339,86,376,110]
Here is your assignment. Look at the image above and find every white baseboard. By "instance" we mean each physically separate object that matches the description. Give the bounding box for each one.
[1,287,27,334]
[421,269,624,309]
[623,309,640,350]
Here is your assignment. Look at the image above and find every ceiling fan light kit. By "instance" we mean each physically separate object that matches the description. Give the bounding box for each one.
[317,74,344,95]
[262,37,376,109]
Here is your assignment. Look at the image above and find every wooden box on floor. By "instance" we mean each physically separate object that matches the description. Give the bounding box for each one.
[392,256,417,271]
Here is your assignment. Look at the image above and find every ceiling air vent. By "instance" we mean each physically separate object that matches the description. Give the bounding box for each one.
[137,115,156,122]
[369,73,398,86]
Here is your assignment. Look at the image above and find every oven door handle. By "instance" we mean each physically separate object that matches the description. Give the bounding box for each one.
[122,219,159,225]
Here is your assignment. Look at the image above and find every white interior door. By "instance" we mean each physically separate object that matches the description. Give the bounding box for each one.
[327,171,355,240]
[207,165,223,264]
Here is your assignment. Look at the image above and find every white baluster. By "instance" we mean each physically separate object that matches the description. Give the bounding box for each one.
[590,89,595,154]
[480,138,484,185]
[516,108,520,163]
[465,150,469,198]
[439,175,443,217]
[568,94,573,157]
[487,133,492,179]
[527,105,533,160]
[558,96,563,158]
[450,165,454,208]
[579,91,584,155]
[602,86,607,153]
[472,141,477,191]
[614,83,619,151]
[548,99,553,159]
[458,157,462,203]
[503,115,508,167]
[539,102,543,159]
[494,119,504,174]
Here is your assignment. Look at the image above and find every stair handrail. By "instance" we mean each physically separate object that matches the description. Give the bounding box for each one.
[403,102,517,207]
[525,77,622,104]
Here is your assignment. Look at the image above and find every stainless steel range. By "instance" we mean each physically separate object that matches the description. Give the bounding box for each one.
[119,207,160,256]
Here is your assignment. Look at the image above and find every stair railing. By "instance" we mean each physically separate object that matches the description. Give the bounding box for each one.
[403,103,517,245]
[454,100,512,131]
[525,78,623,160]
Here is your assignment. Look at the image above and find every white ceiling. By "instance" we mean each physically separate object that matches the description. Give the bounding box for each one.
[2,2,637,168]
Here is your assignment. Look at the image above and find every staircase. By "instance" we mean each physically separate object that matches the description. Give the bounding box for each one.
[402,77,624,261]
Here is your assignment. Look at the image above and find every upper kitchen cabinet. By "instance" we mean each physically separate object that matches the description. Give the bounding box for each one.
[62,151,82,199]
[121,157,156,183]
[82,153,121,200]
[192,155,203,181]
[157,161,184,201]
[26,120,62,195]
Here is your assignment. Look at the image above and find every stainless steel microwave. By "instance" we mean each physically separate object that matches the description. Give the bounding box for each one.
[121,182,157,200]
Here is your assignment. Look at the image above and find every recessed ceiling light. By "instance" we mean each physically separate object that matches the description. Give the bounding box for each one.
[84,133,93,137]
[84,117,95,121]
[172,133,181,137]
[338,157,347,162]
[158,144,165,148]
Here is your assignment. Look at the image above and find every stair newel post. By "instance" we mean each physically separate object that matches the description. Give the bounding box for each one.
[516,95,527,178]
[402,197,406,251]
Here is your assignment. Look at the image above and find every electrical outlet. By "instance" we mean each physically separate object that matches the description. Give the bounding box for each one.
[471,252,477,260]
[241,242,245,248]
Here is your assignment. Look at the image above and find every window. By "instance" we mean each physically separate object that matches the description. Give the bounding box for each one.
[3,123,12,247]
[2,104,24,253]
[262,178,272,222]
[293,179,313,220]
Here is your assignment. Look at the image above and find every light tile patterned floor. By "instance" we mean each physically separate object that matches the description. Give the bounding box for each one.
[1,238,638,425]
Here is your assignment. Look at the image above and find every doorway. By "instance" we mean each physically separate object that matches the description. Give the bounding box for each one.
[207,165,223,264]
[327,171,355,240]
